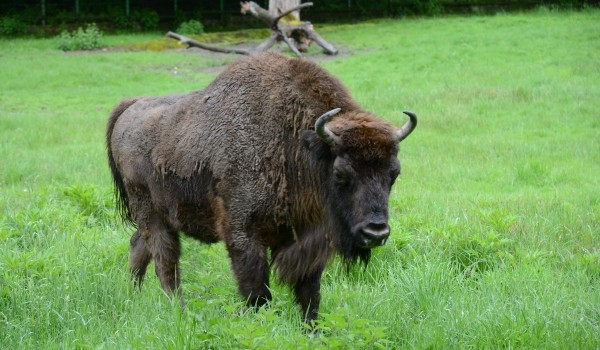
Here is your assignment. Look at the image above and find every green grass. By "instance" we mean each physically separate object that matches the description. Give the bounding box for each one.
[1,8,599,349]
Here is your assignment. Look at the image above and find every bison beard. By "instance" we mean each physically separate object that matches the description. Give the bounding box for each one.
[106,52,416,326]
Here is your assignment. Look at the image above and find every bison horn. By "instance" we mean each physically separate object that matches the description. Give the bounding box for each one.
[315,108,342,146]
[395,111,418,142]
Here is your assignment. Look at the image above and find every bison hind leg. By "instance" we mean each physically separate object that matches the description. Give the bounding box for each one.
[129,230,152,288]
[144,220,182,295]
[130,213,182,298]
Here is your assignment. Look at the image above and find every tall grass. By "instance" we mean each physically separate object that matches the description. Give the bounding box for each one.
[1,9,599,349]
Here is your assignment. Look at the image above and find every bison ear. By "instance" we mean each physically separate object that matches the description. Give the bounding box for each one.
[301,130,332,159]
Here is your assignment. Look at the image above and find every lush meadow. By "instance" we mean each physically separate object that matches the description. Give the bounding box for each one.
[1,8,599,349]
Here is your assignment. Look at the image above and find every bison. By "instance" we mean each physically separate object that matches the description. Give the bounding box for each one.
[106,52,417,325]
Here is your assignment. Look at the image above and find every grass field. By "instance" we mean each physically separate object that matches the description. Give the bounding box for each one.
[1,8,599,349]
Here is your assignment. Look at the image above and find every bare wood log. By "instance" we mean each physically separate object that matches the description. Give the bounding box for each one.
[269,0,301,19]
[241,1,313,28]
[254,31,279,52]
[302,25,338,55]
[280,30,303,57]
[165,2,337,57]
[166,31,251,55]
[241,1,337,56]
[240,1,273,26]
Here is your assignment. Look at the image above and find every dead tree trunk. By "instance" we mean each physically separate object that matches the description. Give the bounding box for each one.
[241,1,338,56]
[166,2,337,57]
[269,0,301,19]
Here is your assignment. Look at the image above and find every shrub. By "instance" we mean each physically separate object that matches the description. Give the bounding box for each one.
[0,16,28,36]
[131,9,160,30]
[176,20,205,35]
[57,23,103,51]
[106,6,130,30]
[105,7,159,31]
[391,0,443,16]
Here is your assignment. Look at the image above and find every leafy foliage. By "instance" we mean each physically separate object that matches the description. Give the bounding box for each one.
[311,0,595,15]
[57,23,103,51]
[131,9,160,31]
[0,16,28,36]
[104,7,160,31]
[387,0,444,15]
[176,20,205,35]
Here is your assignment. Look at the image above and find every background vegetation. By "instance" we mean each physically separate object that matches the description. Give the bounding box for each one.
[0,0,598,36]
[1,8,599,349]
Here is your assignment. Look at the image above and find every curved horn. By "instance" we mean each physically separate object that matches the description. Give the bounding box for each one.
[395,111,418,142]
[315,108,342,146]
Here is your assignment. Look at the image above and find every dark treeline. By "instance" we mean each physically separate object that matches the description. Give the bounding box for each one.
[0,0,597,35]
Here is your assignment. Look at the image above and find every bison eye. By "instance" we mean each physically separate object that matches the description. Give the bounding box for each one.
[332,157,355,188]
[334,169,351,186]
[333,163,356,187]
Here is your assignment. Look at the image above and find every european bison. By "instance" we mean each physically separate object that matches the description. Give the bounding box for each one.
[106,52,416,324]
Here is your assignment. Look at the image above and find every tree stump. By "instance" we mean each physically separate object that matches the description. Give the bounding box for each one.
[166,2,337,57]
[241,1,337,56]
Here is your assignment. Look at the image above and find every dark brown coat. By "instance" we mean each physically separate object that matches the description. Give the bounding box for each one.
[106,52,416,324]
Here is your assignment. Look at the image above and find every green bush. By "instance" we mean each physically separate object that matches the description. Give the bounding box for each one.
[104,7,159,31]
[391,0,443,15]
[176,20,205,35]
[57,23,103,51]
[106,6,129,30]
[131,9,160,30]
[0,17,28,36]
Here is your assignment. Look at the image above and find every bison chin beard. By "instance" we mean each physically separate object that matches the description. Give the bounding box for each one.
[336,221,372,268]
[327,202,374,269]
[340,238,372,269]
[349,247,372,267]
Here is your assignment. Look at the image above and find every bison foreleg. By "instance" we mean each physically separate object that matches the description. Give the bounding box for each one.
[294,269,324,327]
[129,230,152,288]
[226,235,272,307]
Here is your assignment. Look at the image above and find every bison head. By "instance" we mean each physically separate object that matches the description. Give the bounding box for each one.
[303,108,417,263]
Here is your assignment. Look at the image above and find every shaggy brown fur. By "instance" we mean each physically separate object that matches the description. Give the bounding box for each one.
[106,52,416,325]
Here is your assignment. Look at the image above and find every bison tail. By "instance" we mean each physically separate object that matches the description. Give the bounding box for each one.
[106,98,138,227]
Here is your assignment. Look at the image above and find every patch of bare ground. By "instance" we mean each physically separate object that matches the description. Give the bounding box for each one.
[62,47,115,55]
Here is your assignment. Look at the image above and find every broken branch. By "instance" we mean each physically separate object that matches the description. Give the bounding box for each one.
[166,31,251,55]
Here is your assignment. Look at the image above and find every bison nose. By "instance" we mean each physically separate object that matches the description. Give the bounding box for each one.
[359,222,390,248]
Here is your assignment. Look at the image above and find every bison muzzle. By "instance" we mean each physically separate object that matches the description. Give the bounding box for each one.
[106,52,417,325]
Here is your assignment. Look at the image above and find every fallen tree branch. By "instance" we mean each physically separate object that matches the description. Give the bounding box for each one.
[166,31,251,55]
[280,30,302,57]
[303,25,338,55]
[254,31,279,52]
